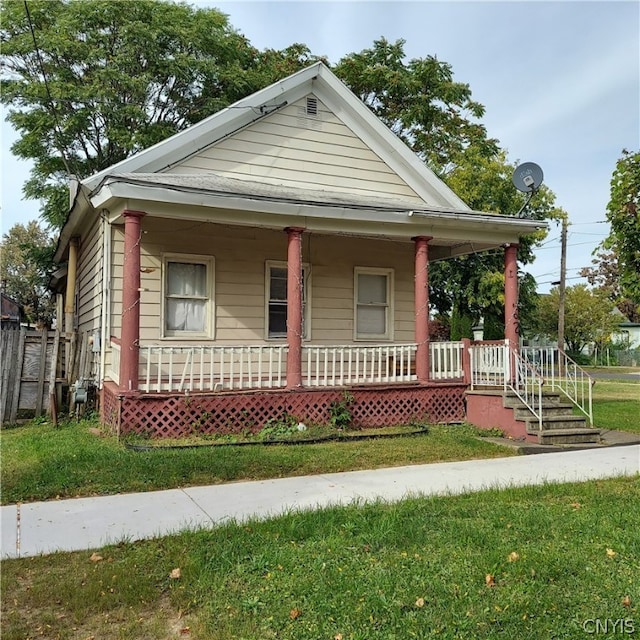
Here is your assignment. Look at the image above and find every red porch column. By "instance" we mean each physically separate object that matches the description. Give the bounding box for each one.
[285,227,304,389]
[413,236,432,383]
[119,210,146,392]
[504,243,520,351]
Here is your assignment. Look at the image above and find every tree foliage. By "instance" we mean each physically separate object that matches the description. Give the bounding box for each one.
[0,221,56,326]
[601,149,640,315]
[535,284,618,355]
[0,0,315,228]
[333,37,498,177]
[580,249,640,323]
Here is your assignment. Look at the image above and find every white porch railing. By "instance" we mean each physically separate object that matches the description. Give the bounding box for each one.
[139,345,288,393]
[511,347,544,430]
[303,344,417,387]
[470,341,509,388]
[430,341,465,380]
[522,346,595,425]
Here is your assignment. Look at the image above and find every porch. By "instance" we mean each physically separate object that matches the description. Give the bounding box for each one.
[101,340,595,442]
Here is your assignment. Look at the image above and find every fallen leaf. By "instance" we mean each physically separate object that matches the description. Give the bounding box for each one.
[180,627,190,635]
[334,634,343,640]
[485,574,496,587]
[290,608,302,620]
[169,568,181,579]
[606,548,617,558]
[415,597,425,608]
[570,502,581,510]
[622,595,632,607]
[89,553,103,563]
[507,551,520,562]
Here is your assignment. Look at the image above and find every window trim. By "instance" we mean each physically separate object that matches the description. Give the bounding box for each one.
[354,267,394,341]
[161,253,215,340]
[265,260,311,341]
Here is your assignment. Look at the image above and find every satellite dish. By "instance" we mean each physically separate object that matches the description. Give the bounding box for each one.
[512,162,544,193]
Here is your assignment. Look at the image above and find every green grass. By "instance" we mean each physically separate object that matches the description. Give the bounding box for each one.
[591,379,640,433]
[2,477,638,639]
[0,421,511,505]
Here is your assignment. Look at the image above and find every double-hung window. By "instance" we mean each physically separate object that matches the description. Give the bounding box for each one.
[163,255,214,337]
[354,267,393,340]
[266,261,310,339]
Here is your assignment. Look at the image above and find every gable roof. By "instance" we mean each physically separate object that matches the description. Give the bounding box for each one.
[56,62,546,262]
[79,62,468,210]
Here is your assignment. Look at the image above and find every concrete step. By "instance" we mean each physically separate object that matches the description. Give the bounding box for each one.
[513,404,575,421]
[503,391,564,409]
[525,415,590,432]
[536,428,601,445]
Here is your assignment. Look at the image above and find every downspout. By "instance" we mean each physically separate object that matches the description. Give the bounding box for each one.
[64,237,79,382]
[99,211,111,389]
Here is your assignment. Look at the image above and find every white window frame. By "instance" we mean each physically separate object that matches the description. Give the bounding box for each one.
[161,253,215,339]
[265,260,311,340]
[354,267,394,341]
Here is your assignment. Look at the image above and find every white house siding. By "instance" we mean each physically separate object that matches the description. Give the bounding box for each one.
[75,214,104,378]
[168,96,426,204]
[110,219,416,347]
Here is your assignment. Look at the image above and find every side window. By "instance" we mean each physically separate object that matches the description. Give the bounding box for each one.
[163,256,214,337]
[355,268,393,340]
[266,261,310,339]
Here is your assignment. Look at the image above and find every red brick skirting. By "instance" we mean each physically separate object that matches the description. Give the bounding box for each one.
[101,381,466,438]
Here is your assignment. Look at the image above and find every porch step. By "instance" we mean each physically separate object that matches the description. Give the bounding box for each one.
[536,428,602,445]
[523,414,592,432]
[505,393,600,445]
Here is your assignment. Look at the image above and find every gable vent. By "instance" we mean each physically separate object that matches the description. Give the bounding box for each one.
[306,96,318,116]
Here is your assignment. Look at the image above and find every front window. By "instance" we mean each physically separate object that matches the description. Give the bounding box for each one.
[266,261,310,339]
[163,256,213,337]
[355,267,393,340]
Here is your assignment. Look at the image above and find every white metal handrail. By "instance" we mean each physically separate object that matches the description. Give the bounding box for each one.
[139,344,287,393]
[511,348,544,430]
[522,346,595,425]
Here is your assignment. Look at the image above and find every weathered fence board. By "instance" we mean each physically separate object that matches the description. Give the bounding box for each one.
[1,328,65,424]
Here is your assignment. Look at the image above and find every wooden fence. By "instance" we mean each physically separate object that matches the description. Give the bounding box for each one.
[1,328,62,425]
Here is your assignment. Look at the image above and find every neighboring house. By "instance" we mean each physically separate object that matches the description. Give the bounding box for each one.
[53,62,544,437]
[1,291,23,328]
[613,322,640,349]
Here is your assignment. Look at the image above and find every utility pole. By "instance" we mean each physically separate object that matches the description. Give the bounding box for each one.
[557,216,568,353]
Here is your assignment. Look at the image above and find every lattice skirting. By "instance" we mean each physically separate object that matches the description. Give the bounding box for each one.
[101,381,466,438]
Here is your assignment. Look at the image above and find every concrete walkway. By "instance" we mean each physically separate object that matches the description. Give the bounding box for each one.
[2,445,638,560]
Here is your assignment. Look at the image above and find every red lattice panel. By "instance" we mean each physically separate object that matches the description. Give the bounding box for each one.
[100,382,120,434]
[113,383,466,438]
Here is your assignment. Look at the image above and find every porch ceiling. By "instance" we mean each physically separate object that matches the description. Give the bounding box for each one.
[91,173,545,259]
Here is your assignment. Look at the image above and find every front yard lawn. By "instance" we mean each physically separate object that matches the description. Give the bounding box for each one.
[2,476,638,639]
[0,420,512,505]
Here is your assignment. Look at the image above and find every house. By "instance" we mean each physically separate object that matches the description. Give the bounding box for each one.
[1,291,23,328]
[53,62,547,438]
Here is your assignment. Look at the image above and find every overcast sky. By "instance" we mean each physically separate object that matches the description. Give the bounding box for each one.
[1,0,638,293]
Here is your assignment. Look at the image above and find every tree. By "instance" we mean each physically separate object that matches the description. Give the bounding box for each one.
[334,37,498,177]
[0,0,314,229]
[580,248,640,323]
[535,284,618,356]
[428,149,561,338]
[0,221,56,327]
[601,149,640,317]
[334,42,559,338]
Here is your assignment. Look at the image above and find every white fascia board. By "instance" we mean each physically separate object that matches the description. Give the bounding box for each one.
[81,63,326,192]
[91,181,542,244]
[313,66,470,210]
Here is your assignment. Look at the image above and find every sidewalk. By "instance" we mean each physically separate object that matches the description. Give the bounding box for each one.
[2,445,638,560]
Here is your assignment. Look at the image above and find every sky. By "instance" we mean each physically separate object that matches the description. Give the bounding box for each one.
[1,0,639,293]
